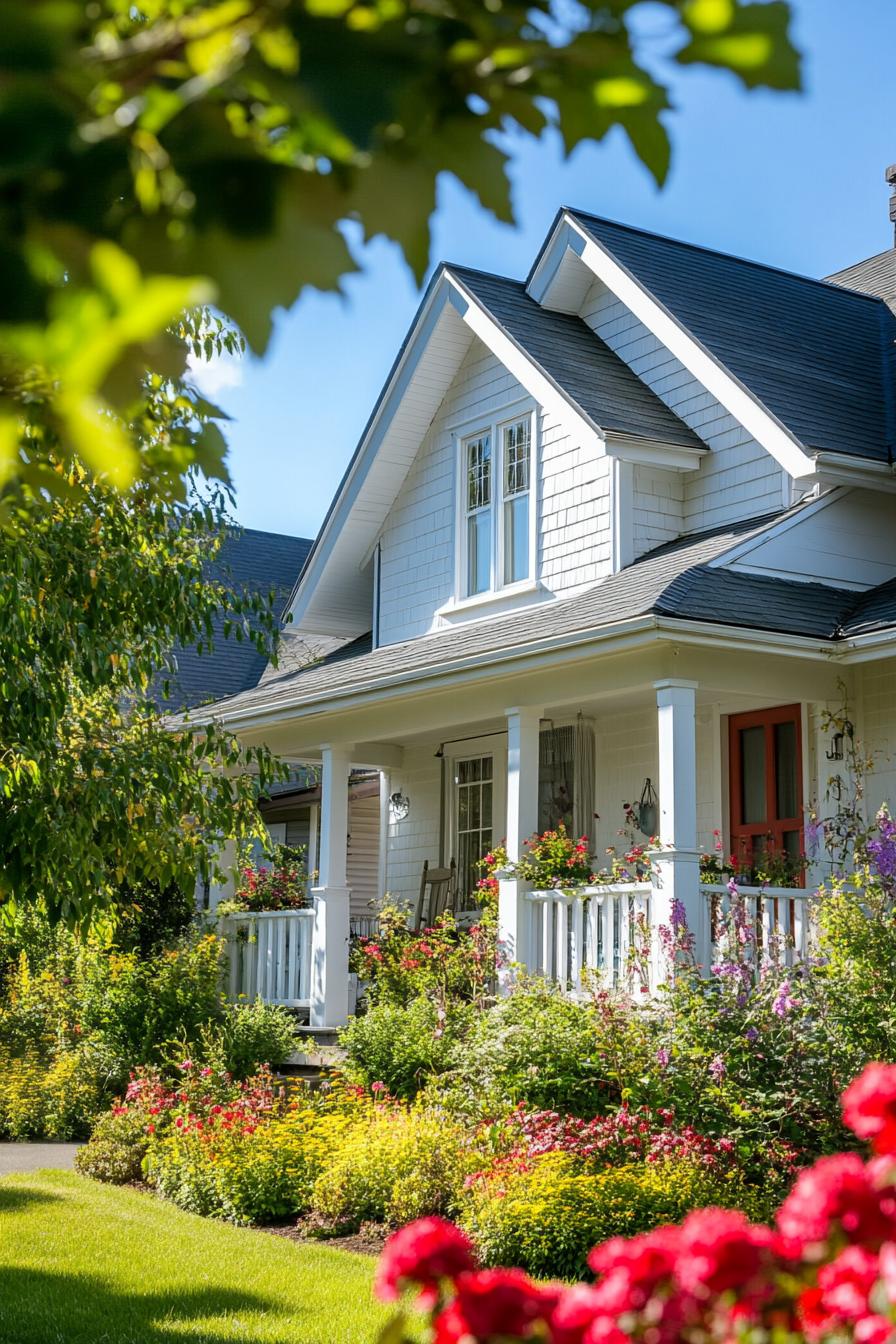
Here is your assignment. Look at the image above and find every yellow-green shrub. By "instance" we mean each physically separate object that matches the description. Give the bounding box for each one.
[461,1152,766,1280]
[147,1105,353,1225]
[311,1104,480,1231]
[0,1044,108,1140]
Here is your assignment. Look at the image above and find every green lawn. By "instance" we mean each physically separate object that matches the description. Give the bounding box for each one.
[0,1171,390,1344]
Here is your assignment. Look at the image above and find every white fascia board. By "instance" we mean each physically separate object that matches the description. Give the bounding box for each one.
[444,274,605,456]
[288,277,458,629]
[541,214,816,482]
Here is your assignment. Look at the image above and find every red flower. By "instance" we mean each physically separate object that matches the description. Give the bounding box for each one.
[844,1064,896,1155]
[588,1226,680,1309]
[777,1153,896,1255]
[674,1207,773,1299]
[817,1245,879,1323]
[548,1285,608,1344]
[375,1217,476,1307]
[442,1269,552,1341]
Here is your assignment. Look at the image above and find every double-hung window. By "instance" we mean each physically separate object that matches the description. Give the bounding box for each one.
[461,412,533,599]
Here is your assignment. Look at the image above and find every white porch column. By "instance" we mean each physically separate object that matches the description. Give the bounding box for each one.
[498,705,543,985]
[650,681,706,982]
[310,744,353,1028]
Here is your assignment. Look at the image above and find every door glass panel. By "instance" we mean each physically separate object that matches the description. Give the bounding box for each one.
[782,829,801,866]
[740,726,766,824]
[456,756,494,899]
[775,720,798,819]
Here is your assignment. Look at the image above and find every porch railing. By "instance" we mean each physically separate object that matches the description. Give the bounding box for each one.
[527,884,652,993]
[525,880,815,994]
[701,883,813,967]
[220,909,314,1009]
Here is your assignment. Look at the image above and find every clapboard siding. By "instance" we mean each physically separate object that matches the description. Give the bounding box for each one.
[580,281,786,532]
[376,337,614,646]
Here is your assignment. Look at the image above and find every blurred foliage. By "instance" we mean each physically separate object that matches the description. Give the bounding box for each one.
[0,0,800,498]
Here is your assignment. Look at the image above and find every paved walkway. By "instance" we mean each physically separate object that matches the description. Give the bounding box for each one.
[0,1143,81,1175]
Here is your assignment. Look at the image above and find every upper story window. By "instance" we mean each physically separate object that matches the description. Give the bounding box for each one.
[460,411,534,599]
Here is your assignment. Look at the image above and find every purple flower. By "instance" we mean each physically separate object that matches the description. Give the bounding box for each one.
[709,1054,726,1082]
[656,1048,670,1071]
[744,1026,759,1043]
[804,816,825,857]
[726,876,739,898]
[670,898,688,930]
[772,980,797,1018]
[867,807,896,891]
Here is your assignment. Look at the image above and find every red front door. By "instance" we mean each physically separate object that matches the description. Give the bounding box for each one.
[729,704,803,882]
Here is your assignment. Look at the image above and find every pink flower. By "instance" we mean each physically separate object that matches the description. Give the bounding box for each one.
[777,1153,896,1255]
[674,1207,773,1299]
[375,1217,476,1307]
[844,1064,896,1155]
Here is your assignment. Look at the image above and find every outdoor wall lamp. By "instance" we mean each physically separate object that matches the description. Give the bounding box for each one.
[389,790,411,822]
[826,720,854,761]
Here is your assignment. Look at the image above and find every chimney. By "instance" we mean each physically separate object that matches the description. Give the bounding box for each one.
[888,163,896,245]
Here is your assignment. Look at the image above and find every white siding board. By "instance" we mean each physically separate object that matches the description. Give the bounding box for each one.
[580,281,785,532]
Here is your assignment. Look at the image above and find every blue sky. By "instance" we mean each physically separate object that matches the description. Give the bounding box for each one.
[193,0,895,540]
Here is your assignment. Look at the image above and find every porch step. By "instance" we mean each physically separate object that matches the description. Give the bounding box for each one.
[292,1025,342,1050]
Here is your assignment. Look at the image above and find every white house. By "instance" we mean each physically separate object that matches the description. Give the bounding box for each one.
[201,184,896,1029]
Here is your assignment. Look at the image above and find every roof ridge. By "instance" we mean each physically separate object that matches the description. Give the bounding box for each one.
[442,261,523,287]
[234,526,314,545]
[566,208,890,307]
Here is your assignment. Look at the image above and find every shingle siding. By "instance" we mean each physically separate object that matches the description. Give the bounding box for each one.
[581,282,786,532]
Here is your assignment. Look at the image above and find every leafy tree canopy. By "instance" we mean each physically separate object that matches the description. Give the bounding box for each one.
[1,0,800,499]
[0,438,287,927]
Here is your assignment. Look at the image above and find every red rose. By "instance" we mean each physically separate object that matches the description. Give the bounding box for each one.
[844,1064,896,1155]
[375,1217,475,1307]
[777,1153,896,1254]
[817,1245,879,1323]
[446,1269,552,1340]
[674,1207,773,1299]
[547,1285,607,1344]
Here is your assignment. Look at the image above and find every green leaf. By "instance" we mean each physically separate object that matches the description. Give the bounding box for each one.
[675,0,801,90]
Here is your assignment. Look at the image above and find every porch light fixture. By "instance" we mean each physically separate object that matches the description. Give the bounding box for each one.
[389,790,411,822]
[637,778,658,838]
[826,720,854,762]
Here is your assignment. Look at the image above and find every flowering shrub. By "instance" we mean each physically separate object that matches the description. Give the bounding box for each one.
[509,825,595,889]
[231,844,309,911]
[350,904,497,1009]
[339,997,474,1100]
[373,1062,896,1344]
[459,1150,764,1281]
[311,1100,482,1232]
[495,1103,738,1172]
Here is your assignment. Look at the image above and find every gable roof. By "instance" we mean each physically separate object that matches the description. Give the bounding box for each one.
[448,267,702,451]
[203,504,880,726]
[165,527,312,710]
[562,212,896,465]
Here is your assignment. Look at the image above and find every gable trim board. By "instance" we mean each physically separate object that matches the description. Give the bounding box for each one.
[529,214,818,483]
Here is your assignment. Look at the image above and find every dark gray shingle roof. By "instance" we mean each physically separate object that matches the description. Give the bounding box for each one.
[827,249,896,314]
[204,508,866,722]
[566,211,896,464]
[165,528,312,710]
[448,266,703,451]
[840,578,896,637]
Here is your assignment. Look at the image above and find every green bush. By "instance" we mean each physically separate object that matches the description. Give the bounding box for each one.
[0,1041,112,1140]
[75,1106,151,1184]
[461,1152,765,1280]
[339,997,471,1099]
[311,1103,478,1231]
[441,983,630,1118]
[147,1103,354,1224]
[204,999,297,1080]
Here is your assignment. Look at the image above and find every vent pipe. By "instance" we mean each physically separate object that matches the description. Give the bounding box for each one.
[887,164,896,245]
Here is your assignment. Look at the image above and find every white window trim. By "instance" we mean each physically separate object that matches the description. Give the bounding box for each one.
[450,405,539,607]
[443,735,507,885]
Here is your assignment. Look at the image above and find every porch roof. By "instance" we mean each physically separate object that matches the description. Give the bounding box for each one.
[196,505,888,726]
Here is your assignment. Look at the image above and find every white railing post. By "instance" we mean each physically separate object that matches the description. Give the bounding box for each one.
[649,680,706,984]
[498,705,543,987]
[310,743,353,1028]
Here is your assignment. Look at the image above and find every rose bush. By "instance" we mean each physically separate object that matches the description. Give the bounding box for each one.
[372,1061,896,1344]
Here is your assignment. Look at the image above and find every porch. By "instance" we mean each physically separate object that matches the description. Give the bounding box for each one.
[220,636,866,1026]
